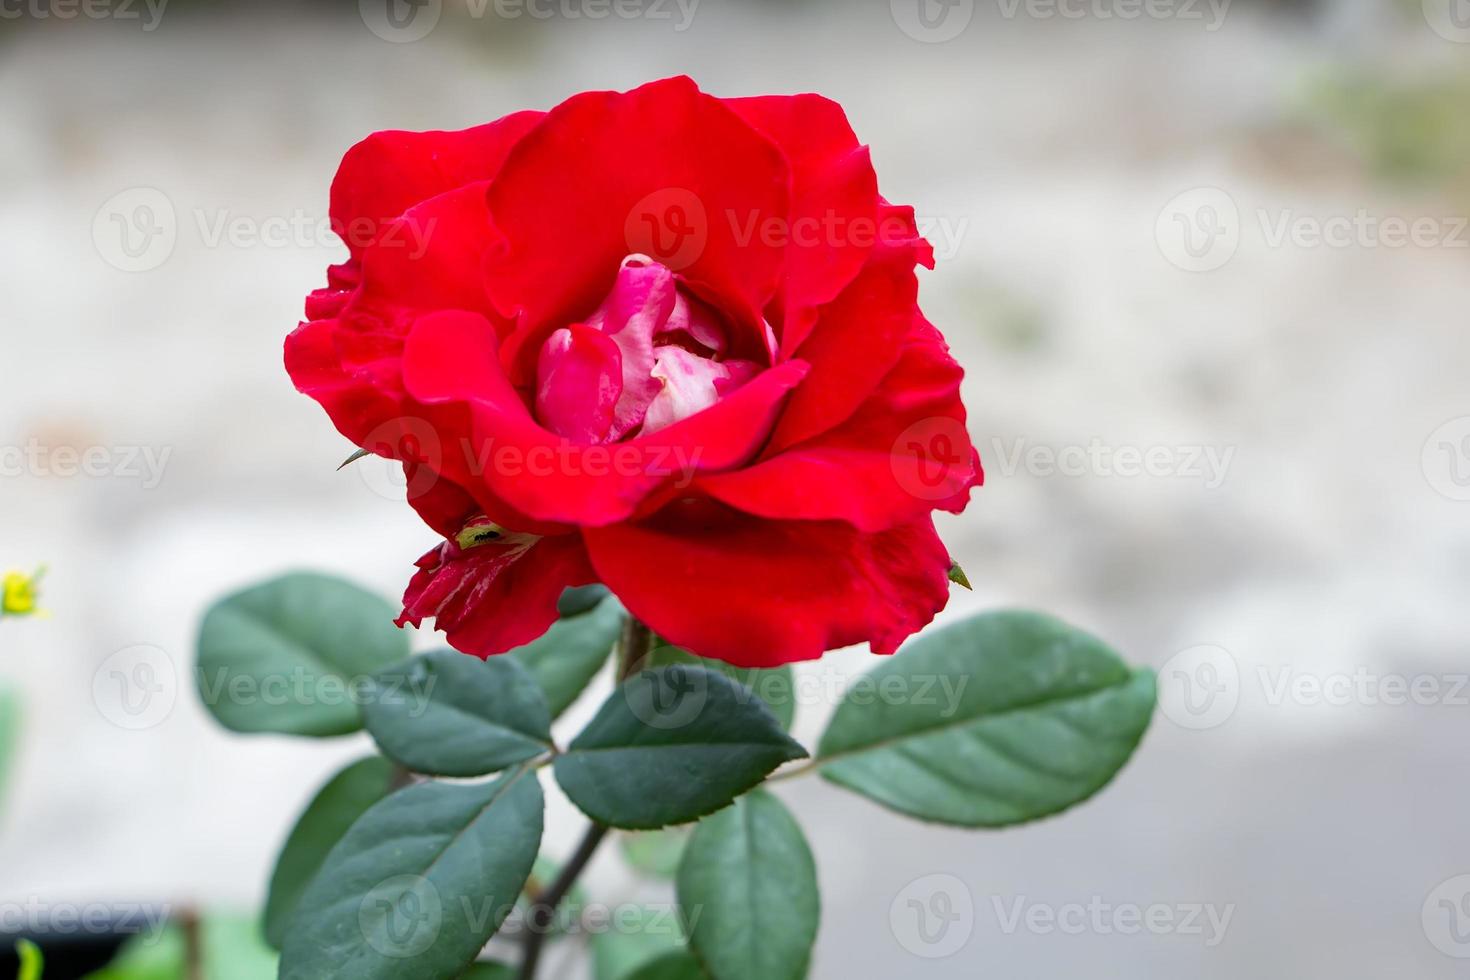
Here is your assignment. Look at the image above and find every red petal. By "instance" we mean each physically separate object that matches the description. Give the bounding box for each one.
[402,307,809,527]
[727,94,880,354]
[330,110,543,260]
[354,182,502,320]
[699,316,982,530]
[585,502,953,667]
[485,76,790,382]
[397,532,596,657]
[764,249,918,454]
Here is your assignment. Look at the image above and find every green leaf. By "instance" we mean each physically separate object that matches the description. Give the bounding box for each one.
[15,939,41,980]
[509,597,623,719]
[0,687,19,816]
[817,610,1156,827]
[363,652,552,777]
[263,756,399,949]
[557,584,611,618]
[554,666,806,829]
[200,915,278,980]
[459,962,515,980]
[626,951,706,980]
[280,769,544,980]
[83,926,183,980]
[620,827,691,880]
[646,642,796,731]
[591,907,687,980]
[196,572,408,737]
[676,790,818,980]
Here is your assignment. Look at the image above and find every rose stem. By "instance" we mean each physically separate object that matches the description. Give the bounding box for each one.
[515,614,653,980]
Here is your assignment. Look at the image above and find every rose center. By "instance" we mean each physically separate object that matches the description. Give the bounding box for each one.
[532,254,763,443]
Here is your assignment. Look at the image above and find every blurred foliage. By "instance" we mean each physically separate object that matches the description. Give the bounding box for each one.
[14,941,42,980]
[83,915,275,980]
[0,689,17,819]
[1304,69,1470,186]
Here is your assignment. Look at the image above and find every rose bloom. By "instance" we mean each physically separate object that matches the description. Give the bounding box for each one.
[286,76,981,668]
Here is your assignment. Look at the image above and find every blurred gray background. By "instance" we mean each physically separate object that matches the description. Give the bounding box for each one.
[2,0,1470,975]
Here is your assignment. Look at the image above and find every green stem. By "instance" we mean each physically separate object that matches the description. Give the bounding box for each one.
[515,615,653,980]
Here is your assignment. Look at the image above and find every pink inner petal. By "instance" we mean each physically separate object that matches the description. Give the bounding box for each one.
[535,324,623,443]
[585,254,676,439]
[643,348,764,434]
[533,254,766,440]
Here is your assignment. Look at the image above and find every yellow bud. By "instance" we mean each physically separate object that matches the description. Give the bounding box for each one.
[2,568,43,617]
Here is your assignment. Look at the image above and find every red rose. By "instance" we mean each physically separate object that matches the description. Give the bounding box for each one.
[286,76,981,668]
